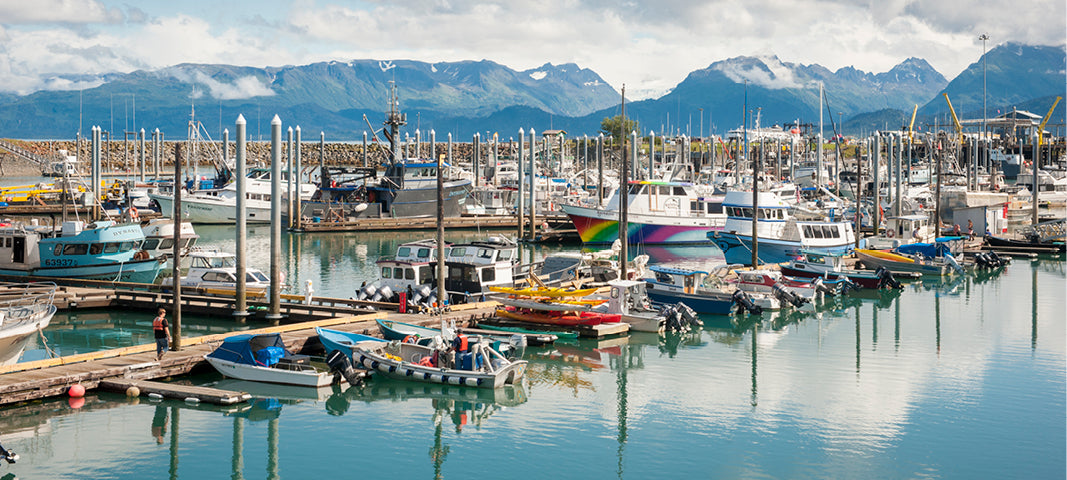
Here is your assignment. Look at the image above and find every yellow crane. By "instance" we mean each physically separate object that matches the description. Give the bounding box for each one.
[907,104,918,143]
[1037,96,1062,147]
[942,93,963,144]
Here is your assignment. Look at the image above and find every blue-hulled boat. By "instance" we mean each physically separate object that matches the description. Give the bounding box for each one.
[0,220,163,283]
[642,265,736,315]
[316,327,385,360]
[376,318,440,345]
[708,191,855,266]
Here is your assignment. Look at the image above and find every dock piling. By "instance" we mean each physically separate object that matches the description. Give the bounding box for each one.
[268,115,283,322]
[295,126,302,231]
[172,143,183,351]
[235,115,248,320]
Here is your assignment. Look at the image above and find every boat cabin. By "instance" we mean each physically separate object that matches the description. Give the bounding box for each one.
[444,237,518,299]
[607,279,654,315]
[648,265,708,294]
[178,249,271,292]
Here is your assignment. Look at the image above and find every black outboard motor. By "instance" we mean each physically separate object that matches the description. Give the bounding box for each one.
[676,303,702,329]
[814,277,837,297]
[987,250,1007,267]
[0,439,17,464]
[662,305,690,333]
[837,277,859,294]
[875,266,902,289]
[772,283,807,308]
[325,350,366,386]
[732,290,763,315]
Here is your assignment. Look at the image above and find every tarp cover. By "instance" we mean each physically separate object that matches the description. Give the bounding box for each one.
[207,333,287,366]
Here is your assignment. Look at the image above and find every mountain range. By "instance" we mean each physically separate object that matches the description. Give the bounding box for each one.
[0,43,1062,140]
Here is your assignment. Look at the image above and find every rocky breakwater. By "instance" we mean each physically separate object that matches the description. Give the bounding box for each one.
[4,139,511,172]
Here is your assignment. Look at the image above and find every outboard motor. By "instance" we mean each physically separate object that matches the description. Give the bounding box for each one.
[662,305,691,333]
[676,302,702,328]
[987,250,1007,267]
[325,350,365,386]
[772,283,807,308]
[837,277,859,294]
[377,286,394,303]
[732,289,763,315]
[875,266,902,289]
[358,284,377,301]
[0,440,17,464]
[813,277,837,297]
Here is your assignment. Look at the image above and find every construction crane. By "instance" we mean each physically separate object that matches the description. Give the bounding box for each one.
[1037,96,1062,147]
[907,104,918,143]
[942,93,963,144]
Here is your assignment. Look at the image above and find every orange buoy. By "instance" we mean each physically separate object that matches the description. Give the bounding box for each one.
[68,384,85,397]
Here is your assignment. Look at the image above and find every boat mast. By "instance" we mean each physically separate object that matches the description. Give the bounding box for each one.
[383,82,406,165]
[619,85,629,281]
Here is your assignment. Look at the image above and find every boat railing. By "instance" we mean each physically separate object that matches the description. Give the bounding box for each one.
[0,282,57,322]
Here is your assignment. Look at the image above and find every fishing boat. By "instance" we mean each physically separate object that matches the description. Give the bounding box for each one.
[642,266,736,315]
[854,248,956,276]
[150,168,316,224]
[351,337,527,389]
[443,236,520,302]
[205,333,361,387]
[561,180,726,245]
[0,283,57,366]
[0,220,163,283]
[708,190,856,266]
[304,160,472,220]
[361,238,446,307]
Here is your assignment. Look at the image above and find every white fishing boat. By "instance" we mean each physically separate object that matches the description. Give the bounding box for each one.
[150,168,316,224]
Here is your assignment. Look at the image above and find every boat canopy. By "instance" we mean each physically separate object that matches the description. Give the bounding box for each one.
[895,242,950,258]
[648,265,709,276]
[207,333,287,367]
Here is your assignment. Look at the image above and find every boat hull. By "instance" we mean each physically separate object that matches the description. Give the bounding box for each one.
[353,342,526,389]
[710,231,853,266]
[854,249,949,276]
[563,204,722,245]
[0,305,55,366]
[151,194,275,224]
[0,257,163,284]
[643,283,735,315]
[204,356,337,387]
[779,264,883,289]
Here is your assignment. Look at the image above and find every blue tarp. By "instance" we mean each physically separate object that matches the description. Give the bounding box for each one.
[207,333,288,366]
[895,242,950,258]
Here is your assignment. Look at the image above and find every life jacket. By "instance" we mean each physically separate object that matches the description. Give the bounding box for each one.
[453,334,468,353]
[153,315,165,331]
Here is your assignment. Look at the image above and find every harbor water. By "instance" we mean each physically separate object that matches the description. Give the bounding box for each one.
[1,226,1063,479]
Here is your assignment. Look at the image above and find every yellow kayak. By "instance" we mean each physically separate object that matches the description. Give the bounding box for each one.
[488,285,599,298]
[854,249,915,264]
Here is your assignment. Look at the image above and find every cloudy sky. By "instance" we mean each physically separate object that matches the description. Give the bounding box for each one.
[0,0,1063,99]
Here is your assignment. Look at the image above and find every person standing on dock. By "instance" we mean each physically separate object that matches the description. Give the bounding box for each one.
[153,308,171,361]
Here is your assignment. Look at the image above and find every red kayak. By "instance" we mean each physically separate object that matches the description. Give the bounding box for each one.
[495,307,620,326]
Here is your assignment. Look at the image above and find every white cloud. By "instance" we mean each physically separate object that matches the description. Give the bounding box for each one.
[165,69,275,100]
[0,0,123,24]
[0,0,1062,99]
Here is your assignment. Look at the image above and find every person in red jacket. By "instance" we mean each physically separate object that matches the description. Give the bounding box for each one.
[153,308,171,361]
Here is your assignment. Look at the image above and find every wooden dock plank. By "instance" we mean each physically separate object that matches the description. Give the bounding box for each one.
[98,379,251,405]
[0,303,504,406]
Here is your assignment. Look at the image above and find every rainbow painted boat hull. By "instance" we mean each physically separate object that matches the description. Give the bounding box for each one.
[562,204,723,245]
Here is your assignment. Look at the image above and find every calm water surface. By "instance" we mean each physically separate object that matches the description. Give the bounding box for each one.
[2,227,1065,479]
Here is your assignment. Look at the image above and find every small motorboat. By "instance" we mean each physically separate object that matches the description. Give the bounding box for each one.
[779,250,899,289]
[0,283,57,366]
[643,266,736,315]
[205,333,369,387]
[373,319,527,356]
[351,337,527,389]
[855,248,959,276]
